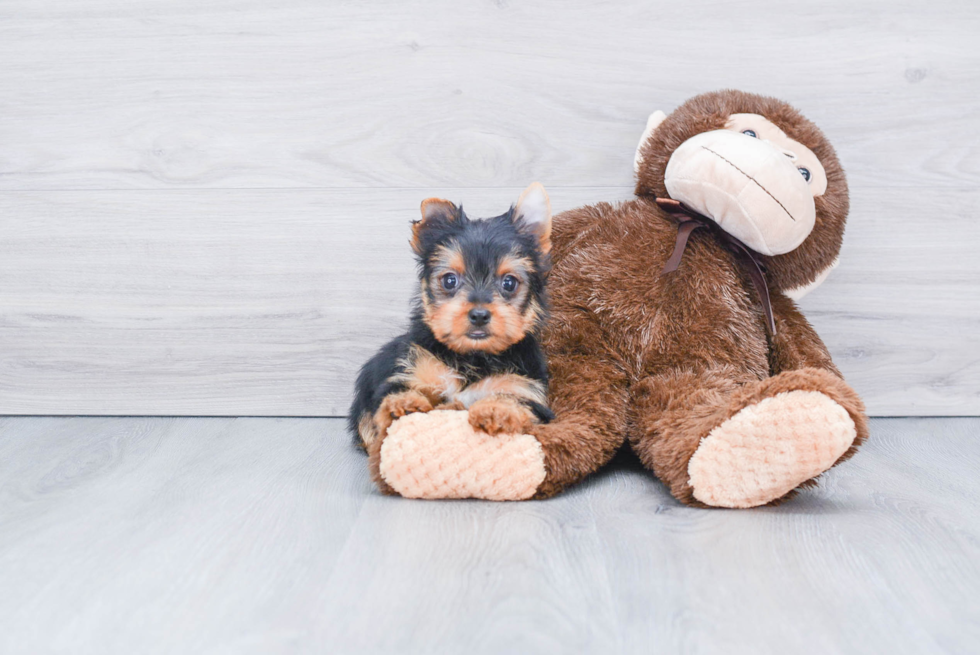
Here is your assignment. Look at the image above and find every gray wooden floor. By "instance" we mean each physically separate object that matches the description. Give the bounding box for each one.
[1,416,977,654]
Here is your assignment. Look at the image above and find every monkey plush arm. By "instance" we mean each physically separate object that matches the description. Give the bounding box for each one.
[767,291,843,377]
[525,306,632,498]
[375,306,630,501]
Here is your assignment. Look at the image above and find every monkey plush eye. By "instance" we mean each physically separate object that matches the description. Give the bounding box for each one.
[441,273,458,291]
[742,129,758,138]
[501,275,519,293]
[798,167,812,182]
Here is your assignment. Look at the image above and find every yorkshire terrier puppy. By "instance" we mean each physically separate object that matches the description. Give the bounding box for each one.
[349,183,554,452]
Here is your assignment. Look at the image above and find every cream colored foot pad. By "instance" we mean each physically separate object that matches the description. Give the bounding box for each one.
[688,390,857,508]
[380,410,546,501]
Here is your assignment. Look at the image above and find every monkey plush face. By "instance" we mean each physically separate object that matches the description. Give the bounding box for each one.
[633,90,849,298]
[664,114,828,256]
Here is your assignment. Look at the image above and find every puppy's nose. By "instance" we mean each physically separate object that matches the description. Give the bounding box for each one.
[468,308,491,327]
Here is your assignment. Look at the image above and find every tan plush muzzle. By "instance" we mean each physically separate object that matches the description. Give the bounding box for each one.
[664,129,816,256]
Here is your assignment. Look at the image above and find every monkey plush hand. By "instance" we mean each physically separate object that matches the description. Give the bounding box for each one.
[380,90,867,507]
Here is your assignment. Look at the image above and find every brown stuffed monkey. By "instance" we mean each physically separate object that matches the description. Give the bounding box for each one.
[376,89,868,508]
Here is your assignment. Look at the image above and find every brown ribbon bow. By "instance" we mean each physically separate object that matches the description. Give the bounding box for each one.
[656,197,777,336]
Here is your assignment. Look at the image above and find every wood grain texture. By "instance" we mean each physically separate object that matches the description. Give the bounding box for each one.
[0,187,629,416]
[1,416,978,654]
[1,186,977,416]
[0,0,978,416]
[0,0,977,190]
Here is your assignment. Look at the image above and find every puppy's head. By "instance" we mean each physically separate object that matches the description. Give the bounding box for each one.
[411,183,552,354]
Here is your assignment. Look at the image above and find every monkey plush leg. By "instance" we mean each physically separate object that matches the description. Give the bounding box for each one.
[766,291,869,469]
[631,366,867,508]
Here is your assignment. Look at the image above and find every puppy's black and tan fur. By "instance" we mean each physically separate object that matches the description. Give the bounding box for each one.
[349,184,554,465]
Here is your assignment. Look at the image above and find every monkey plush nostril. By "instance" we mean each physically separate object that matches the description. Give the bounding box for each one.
[763,139,798,162]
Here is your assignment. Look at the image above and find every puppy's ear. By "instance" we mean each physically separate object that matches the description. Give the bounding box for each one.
[513,182,552,254]
[412,198,457,255]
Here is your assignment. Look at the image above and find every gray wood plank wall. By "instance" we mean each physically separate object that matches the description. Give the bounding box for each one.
[1,0,978,416]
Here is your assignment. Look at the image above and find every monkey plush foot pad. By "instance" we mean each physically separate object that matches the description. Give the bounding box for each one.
[380,410,546,500]
[688,391,856,508]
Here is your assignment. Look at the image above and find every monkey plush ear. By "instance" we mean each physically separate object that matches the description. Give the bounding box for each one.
[634,110,667,173]
[412,198,458,254]
[513,182,552,254]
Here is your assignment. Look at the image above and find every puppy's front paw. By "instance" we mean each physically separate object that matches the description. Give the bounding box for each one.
[468,397,535,436]
[375,390,434,437]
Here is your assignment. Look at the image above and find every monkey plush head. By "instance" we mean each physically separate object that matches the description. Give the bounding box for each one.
[633,90,849,299]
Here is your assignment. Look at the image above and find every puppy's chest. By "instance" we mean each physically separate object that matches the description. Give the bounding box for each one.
[397,347,544,408]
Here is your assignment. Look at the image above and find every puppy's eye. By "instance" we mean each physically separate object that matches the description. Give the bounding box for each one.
[798,167,812,182]
[501,275,519,294]
[742,129,758,138]
[441,273,458,291]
